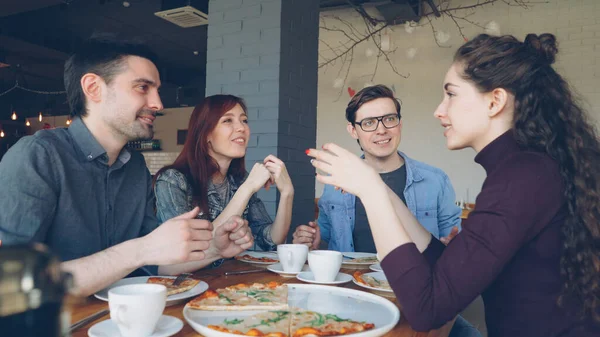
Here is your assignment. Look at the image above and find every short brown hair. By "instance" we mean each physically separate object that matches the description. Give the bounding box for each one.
[345,84,401,123]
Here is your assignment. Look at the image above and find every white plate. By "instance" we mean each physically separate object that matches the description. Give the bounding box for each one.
[296,272,352,285]
[94,276,209,305]
[235,251,280,265]
[183,283,400,337]
[88,315,183,337]
[352,272,393,293]
[370,263,383,272]
[342,252,379,266]
[267,263,310,277]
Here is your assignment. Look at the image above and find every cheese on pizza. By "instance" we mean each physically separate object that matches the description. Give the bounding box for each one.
[146,277,199,296]
[187,282,288,311]
[208,310,291,337]
[291,309,375,337]
[206,309,375,337]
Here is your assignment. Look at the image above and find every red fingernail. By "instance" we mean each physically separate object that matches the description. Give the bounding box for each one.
[305,149,310,155]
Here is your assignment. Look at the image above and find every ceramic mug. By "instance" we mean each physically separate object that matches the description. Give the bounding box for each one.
[277,244,308,272]
[308,250,342,283]
[108,284,167,337]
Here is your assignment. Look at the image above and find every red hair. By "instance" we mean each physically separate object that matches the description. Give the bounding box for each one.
[154,95,248,213]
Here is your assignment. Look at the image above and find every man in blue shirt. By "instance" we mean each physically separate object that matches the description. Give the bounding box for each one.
[0,36,254,296]
[293,85,480,337]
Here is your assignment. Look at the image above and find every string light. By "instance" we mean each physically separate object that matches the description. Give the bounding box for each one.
[0,130,4,138]
[66,119,71,125]
[25,120,31,126]
[0,80,66,98]
[38,112,43,122]
[11,111,17,120]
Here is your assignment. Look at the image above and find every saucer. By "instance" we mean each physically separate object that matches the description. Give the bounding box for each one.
[296,272,352,285]
[88,315,183,337]
[267,263,310,278]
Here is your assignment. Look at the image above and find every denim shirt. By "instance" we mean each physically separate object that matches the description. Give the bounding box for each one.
[154,169,276,251]
[317,152,462,252]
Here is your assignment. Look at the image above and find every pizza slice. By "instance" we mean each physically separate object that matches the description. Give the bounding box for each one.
[353,271,392,291]
[207,310,292,337]
[146,276,200,296]
[290,309,375,337]
[235,254,279,263]
[350,256,378,264]
[187,282,288,311]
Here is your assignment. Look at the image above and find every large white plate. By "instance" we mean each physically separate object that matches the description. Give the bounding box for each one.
[235,251,280,265]
[94,276,209,305]
[342,252,378,266]
[183,284,400,337]
[352,272,393,293]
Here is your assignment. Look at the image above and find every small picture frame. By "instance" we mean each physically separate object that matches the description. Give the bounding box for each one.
[177,129,188,145]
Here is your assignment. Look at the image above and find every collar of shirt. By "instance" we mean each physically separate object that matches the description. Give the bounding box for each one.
[68,116,132,167]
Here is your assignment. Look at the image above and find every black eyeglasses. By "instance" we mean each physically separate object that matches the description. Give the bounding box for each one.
[354,113,401,132]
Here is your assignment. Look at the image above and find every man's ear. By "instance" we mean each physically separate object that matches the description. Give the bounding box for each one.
[487,88,509,118]
[80,73,103,104]
[347,122,358,140]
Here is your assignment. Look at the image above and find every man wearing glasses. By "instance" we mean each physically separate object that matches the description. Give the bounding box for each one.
[293,85,479,337]
[293,84,462,251]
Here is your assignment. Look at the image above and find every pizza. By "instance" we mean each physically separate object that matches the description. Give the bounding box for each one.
[353,271,392,291]
[206,309,375,337]
[347,256,378,264]
[291,309,375,336]
[146,277,200,296]
[208,310,291,337]
[235,254,279,263]
[187,282,288,311]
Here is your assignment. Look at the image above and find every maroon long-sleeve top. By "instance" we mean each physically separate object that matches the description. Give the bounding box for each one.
[381,130,600,337]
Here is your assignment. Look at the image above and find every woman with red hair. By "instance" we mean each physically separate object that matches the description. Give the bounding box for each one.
[154,95,294,268]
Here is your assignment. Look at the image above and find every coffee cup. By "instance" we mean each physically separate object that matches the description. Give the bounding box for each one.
[277,244,308,272]
[108,283,167,337]
[307,250,342,283]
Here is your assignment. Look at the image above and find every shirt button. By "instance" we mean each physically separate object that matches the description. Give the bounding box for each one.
[87,154,93,159]
[331,206,335,210]
[425,212,429,216]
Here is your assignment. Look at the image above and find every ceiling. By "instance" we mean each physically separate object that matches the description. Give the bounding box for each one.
[0,0,423,121]
[0,0,209,120]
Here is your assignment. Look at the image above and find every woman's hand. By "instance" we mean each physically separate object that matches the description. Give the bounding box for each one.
[242,163,273,194]
[264,155,294,195]
[306,143,380,199]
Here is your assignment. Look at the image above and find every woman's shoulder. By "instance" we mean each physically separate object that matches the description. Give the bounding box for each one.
[155,168,190,189]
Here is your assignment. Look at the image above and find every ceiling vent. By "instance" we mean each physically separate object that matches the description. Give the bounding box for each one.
[155,0,208,28]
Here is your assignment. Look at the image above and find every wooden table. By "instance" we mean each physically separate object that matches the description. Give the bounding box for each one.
[69,260,454,337]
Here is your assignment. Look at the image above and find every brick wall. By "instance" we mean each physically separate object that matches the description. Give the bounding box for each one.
[142,152,179,175]
[206,0,319,234]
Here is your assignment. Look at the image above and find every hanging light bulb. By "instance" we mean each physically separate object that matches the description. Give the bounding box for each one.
[38,112,43,122]
[0,130,4,138]
[25,120,31,126]
[11,111,17,120]
[66,119,71,125]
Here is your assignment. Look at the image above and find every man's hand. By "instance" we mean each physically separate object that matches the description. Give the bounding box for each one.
[140,207,213,265]
[440,226,459,246]
[292,221,321,250]
[208,216,254,259]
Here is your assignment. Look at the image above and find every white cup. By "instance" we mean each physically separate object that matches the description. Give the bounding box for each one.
[308,250,342,283]
[277,244,308,272]
[108,284,167,337]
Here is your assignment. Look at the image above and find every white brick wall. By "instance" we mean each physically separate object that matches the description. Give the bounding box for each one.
[316,0,600,201]
[142,152,179,175]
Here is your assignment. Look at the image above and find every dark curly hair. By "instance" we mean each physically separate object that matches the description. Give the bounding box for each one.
[455,33,600,320]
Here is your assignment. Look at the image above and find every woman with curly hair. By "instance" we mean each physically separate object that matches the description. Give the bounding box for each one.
[308,33,600,336]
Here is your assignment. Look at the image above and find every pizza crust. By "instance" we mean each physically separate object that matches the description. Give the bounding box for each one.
[146,277,200,296]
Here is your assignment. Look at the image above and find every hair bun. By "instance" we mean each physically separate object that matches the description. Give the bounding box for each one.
[524,33,558,65]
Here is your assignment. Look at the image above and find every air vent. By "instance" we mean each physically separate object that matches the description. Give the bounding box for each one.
[154,5,208,28]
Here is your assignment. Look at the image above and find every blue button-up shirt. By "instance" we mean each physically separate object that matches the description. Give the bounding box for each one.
[0,117,159,266]
[317,152,462,252]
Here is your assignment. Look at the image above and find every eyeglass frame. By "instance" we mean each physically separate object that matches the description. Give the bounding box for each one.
[353,113,401,132]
